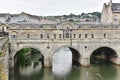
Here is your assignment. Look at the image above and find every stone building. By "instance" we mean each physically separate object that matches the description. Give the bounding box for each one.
[101,0,120,23]
[0,12,43,24]
[80,14,99,22]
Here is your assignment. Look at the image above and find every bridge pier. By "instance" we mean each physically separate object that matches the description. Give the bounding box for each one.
[80,57,90,66]
[44,58,52,68]
[9,58,15,69]
[110,57,120,65]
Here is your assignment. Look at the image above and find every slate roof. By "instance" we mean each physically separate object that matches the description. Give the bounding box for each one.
[0,13,9,17]
[112,3,120,12]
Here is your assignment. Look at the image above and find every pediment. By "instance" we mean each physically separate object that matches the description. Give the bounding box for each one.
[61,21,74,29]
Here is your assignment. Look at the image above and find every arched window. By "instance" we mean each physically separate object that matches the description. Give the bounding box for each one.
[85,34,87,38]
[11,32,18,39]
[104,34,106,38]
[79,34,81,38]
[63,27,71,38]
[40,34,43,39]
[91,34,94,38]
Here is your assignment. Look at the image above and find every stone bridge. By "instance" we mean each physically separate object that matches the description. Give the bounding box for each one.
[7,21,120,68]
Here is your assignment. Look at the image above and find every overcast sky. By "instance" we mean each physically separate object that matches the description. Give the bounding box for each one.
[0,0,120,16]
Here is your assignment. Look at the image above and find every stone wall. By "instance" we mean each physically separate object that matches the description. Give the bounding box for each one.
[0,57,8,80]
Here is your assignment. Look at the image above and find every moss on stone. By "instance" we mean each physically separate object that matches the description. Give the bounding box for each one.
[0,64,8,80]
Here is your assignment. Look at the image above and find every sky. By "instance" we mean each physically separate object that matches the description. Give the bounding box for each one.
[0,0,120,16]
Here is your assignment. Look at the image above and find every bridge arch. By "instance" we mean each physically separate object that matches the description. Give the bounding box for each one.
[90,46,119,64]
[51,46,81,65]
[13,45,45,58]
[11,46,45,68]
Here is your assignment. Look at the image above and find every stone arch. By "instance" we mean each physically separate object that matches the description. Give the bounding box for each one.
[11,31,18,38]
[11,31,18,35]
[13,45,45,58]
[51,45,81,65]
[90,46,119,64]
[61,21,74,29]
[11,45,45,68]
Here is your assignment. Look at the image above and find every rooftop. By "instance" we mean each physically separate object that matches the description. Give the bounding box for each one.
[112,3,120,12]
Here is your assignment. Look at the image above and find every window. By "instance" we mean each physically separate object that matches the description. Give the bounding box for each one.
[59,34,61,38]
[66,33,69,38]
[85,34,87,38]
[63,27,71,38]
[40,25,43,28]
[79,34,81,38]
[104,34,106,38]
[74,34,76,38]
[40,34,43,39]
[91,34,94,38]
[47,34,49,39]
[54,34,56,39]
[11,32,17,39]
[27,34,30,39]
[11,35,17,39]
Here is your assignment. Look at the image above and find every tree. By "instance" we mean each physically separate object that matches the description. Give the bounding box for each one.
[81,13,86,16]
[91,12,101,19]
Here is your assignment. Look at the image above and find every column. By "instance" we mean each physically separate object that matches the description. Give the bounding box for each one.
[9,57,15,69]
[44,58,52,68]
[80,57,90,66]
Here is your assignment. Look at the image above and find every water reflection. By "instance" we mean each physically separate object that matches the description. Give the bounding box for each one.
[19,62,42,76]
[52,47,72,79]
[9,47,120,80]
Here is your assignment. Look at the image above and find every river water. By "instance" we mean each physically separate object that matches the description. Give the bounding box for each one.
[9,47,120,80]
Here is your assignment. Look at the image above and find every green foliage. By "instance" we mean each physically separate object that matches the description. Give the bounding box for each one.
[16,48,43,67]
[81,13,86,16]
[49,11,101,21]
[16,48,31,66]
[69,19,74,22]
[89,12,101,19]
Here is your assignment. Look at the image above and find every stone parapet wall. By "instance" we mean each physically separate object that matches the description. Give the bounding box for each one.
[0,57,8,80]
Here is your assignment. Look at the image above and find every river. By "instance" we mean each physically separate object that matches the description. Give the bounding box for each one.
[9,47,120,80]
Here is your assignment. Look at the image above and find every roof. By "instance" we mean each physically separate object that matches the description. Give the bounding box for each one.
[112,3,120,12]
[19,12,42,20]
[0,13,9,17]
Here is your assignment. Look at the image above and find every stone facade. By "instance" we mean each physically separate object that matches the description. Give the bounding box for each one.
[7,21,120,67]
[0,12,43,24]
[101,0,120,23]
[1,0,120,69]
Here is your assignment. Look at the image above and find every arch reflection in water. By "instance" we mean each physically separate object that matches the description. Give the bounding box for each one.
[52,47,72,78]
[19,62,42,76]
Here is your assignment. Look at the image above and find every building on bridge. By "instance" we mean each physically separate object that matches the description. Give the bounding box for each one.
[8,21,120,68]
[101,0,120,23]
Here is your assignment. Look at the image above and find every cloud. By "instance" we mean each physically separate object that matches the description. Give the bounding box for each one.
[0,0,120,16]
